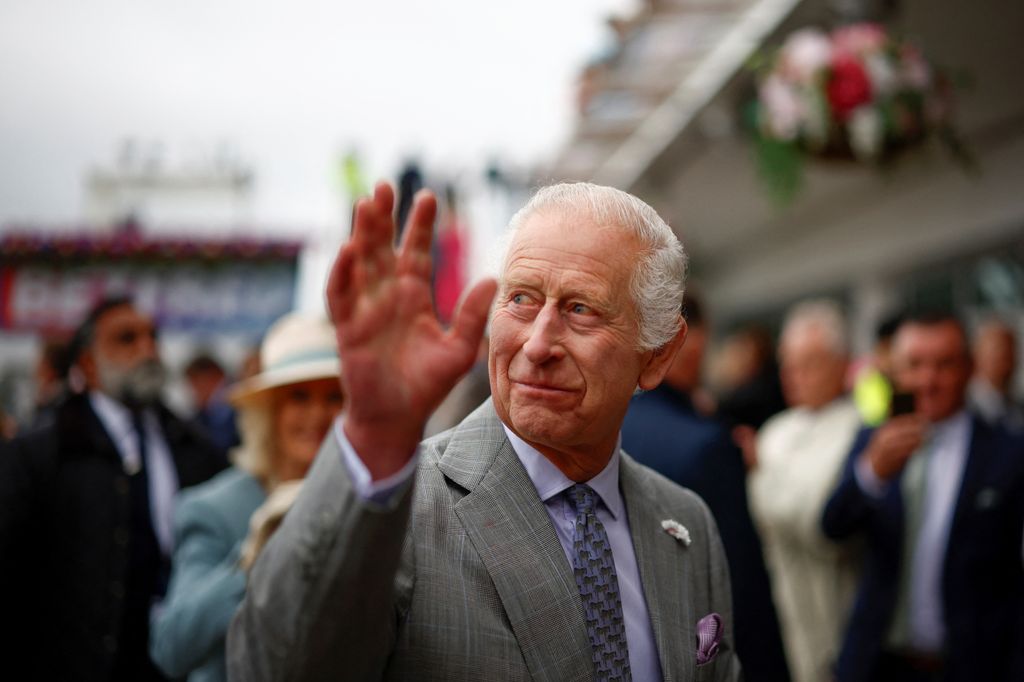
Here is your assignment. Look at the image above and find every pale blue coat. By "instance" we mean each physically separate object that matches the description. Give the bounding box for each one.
[151,467,266,682]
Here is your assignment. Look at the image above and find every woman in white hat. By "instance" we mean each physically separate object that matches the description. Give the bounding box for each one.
[149,313,343,682]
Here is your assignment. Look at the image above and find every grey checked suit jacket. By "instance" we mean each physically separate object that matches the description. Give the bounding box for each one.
[228,401,742,681]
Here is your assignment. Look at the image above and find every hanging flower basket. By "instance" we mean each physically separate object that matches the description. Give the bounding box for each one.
[751,23,970,203]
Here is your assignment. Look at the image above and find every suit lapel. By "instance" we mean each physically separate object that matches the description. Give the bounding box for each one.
[439,402,593,682]
[946,416,989,560]
[57,394,123,467]
[621,454,695,682]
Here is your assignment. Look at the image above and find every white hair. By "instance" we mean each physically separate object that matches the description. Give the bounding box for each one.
[780,299,849,356]
[502,182,687,351]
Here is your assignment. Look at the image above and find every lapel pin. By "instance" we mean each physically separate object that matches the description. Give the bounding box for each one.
[661,519,691,546]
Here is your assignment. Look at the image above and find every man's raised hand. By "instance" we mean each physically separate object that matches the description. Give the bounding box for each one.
[326,182,497,479]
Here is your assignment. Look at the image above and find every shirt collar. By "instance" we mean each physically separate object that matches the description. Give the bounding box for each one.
[501,423,625,520]
[930,409,970,440]
[90,390,135,439]
[89,391,157,449]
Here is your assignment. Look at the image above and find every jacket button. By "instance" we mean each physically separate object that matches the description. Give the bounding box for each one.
[114,529,129,546]
[103,634,117,653]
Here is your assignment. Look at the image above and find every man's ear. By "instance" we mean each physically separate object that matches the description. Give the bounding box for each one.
[638,318,688,391]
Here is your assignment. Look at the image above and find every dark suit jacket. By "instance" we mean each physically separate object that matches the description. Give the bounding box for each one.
[822,415,1024,682]
[0,392,227,682]
[622,385,791,682]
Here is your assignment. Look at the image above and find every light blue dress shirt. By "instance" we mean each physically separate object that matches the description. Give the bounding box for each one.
[336,417,664,681]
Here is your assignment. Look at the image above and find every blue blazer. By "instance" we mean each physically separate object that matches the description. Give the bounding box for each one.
[822,415,1024,682]
[622,385,791,682]
[150,467,266,682]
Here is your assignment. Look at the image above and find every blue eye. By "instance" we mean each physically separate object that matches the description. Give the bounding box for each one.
[511,293,526,305]
[571,303,590,314]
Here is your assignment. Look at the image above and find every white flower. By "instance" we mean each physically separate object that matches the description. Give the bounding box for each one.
[848,106,885,160]
[865,54,898,96]
[661,519,692,546]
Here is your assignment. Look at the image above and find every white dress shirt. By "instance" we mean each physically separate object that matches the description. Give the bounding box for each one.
[855,410,972,653]
[336,418,663,681]
[90,391,179,555]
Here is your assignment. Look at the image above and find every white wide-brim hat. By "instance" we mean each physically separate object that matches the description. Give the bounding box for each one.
[230,312,341,407]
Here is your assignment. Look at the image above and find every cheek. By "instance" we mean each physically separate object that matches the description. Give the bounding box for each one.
[488,319,518,359]
[275,405,309,439]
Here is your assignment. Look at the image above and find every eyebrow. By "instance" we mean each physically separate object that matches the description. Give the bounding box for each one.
[502,276,615,313]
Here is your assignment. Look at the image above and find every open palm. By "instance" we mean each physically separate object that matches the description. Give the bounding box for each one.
[326,182,497,478]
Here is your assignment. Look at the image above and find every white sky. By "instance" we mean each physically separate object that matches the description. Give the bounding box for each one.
[0,0,634,231]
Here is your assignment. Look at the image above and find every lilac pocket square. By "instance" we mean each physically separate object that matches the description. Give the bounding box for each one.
[695,612,723,665]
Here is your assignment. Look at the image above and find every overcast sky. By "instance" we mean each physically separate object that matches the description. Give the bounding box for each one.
[0,0,633,231]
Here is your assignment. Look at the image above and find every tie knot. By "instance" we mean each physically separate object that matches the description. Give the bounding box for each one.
[567,484,598,515]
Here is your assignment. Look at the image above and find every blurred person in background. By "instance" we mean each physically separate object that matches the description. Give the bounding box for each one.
[433,183,469,327]
[852,313,903,427]
[150,313,343,682]
[823,312,1024,682]
[184,352,242,452]
[237,345,262,382]
[968,318,1022,431]
[0,408,16,440]
[622,293,791,682]
[0,296,227,682]
[747,300,863,682]
[712,324,787,469]
[26,337,73,432]
[714,324,787,431]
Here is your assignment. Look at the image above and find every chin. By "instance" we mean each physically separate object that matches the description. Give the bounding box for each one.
[510,411,573,447]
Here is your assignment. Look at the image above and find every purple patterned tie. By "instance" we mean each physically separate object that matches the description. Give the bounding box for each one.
[567,484,632,682]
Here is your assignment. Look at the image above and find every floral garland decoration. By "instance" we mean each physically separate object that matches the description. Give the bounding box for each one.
[751,23,971,203]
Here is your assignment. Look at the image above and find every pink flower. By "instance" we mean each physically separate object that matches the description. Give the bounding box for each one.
[832,22,888,57]
[780,28,831,84]
[827,55,873,122]
[900,45,932,90]
[759,74,804,140]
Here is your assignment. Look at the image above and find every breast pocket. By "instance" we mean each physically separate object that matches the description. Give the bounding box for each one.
[696,656,721,682]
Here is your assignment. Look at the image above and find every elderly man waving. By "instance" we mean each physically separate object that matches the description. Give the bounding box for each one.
[228,182,742,682]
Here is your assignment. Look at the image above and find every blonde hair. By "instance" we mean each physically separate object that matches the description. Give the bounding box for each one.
[231,399,277,488]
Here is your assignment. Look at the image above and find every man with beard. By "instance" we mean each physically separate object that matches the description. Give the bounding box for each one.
[0,296,227,681]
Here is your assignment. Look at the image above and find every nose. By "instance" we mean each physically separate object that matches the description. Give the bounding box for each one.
[522,303,565,365]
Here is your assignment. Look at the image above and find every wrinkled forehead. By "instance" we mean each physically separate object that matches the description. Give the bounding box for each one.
[501,207,639,275]
[894,321,969,360]
[96,305,155,337]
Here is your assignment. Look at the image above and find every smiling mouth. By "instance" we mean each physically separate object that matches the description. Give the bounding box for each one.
[513,380,576,394]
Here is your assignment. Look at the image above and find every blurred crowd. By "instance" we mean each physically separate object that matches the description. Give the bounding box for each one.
[1,234,1022,681]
